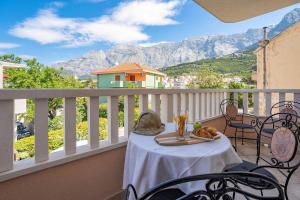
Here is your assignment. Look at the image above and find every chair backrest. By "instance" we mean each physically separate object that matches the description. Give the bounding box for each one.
[220,98,243,122]
[260,112,300,168]
[270,101,300,119]
[134,172,284,200]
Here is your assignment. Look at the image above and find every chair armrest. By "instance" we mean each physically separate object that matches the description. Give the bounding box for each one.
[123,184,138,200]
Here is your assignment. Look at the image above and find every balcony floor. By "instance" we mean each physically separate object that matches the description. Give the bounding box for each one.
[233,139,300,200]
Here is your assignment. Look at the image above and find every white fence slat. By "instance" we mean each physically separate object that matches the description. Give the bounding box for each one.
[181,93,188,113]
[215,92,220,115]
[233,92,238,108]
[243,93,249,114]
[293,93,300,114]
[188,93,194,122]
[34,98,49,162]
[139,94,148,113]
[108,96,119,144]
[173,93,181,116]
[64,97,76,155]
[253,92,259,116]
[88,96,99,149]
[279,92,285,102]
[124,95,134,138]
[206,92,211,117]
[265,92,272,116]
[0,100,14,172]
[151,94,160,116]
[161,94,173,123]
[195,93,200,121]
[200,93,206,120]
[211,92,216,116]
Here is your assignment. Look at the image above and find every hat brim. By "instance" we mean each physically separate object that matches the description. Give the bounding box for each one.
[133,126,165,136]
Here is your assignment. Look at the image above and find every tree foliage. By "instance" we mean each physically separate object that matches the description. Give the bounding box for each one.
[187,68,224,89]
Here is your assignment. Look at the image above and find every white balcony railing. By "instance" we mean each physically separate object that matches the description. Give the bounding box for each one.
[0,88,300,182]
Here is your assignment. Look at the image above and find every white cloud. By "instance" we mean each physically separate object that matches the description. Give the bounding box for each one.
[0,42,20,49]
[9,0,184,47]
[18,54,36,60]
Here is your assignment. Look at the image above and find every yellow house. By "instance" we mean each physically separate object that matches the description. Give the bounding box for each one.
[254,21,300,113]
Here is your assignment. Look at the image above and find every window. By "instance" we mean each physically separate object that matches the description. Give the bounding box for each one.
[130,75,135,81]
[115,75,120,81]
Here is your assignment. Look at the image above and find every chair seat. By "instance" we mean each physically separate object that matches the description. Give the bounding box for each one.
[226,160,278,188]
[229,123,254,129]
[262,128,275,134]
[148,188,185,200]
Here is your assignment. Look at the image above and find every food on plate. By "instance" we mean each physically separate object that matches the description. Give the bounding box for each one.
[193,121,202,130]
[192,126,218,139]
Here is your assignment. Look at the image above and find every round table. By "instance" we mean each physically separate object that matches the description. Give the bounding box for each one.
[123,123,242,197]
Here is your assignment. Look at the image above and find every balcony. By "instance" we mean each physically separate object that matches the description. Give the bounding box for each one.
[0,88,299,199]
[110,81,145,88]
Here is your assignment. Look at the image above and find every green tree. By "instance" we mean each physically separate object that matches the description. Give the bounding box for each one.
[4,58,84,124]
[0,54,22,63]
[187,68,224,89]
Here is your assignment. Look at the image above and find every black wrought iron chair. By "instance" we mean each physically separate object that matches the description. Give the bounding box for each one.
[123,172,284,200]
[220,99,259,150]
[261,101,300,136]
[226,112,300,200]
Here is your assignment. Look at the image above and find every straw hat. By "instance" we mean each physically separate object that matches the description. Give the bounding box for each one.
[133,111,165,136]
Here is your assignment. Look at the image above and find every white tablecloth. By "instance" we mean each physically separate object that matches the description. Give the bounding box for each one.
[123,123,242,197]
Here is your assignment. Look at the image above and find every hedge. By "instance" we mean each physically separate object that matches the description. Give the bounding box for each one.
[15,118,108,160]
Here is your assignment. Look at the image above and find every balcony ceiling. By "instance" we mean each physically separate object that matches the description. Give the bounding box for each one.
[193,0,300,23]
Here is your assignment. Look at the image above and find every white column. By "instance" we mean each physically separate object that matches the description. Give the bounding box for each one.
[200,93,206,120]
[265,92,272,116]
[161,94,173,123]
[88,96,99,149]
[124,95,134,138]
[188,93,194,122]
[181,93,188,113]
[173,93,181,116]
[243,93,249,114]
[233,92,238,108]
[195,93,200,121]
[253,92,259,116]
[211,92,216,116]
[108,96,119,144]
[34,98,49,163]
[64,97,76,155]
[0,100,14,172]
[151,94,160,116]
[139,94,148,113]
[293,93,300,114]
[215,92,220,115]
[206,92,211,117]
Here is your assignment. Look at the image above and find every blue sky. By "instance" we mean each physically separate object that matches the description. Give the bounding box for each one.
[0,0,299,65]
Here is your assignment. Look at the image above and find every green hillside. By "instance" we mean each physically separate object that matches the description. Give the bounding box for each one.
[159,51,256,78]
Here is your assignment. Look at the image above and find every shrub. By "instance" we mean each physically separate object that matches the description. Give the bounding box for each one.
[48,115,64,130]
[15,118,108,160]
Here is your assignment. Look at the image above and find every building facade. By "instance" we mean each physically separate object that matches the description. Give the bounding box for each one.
[255,21,300,114]
[92,63,165,89]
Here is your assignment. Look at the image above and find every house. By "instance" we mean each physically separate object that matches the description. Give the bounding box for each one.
[92,63,166,89]
[254,21,300,114]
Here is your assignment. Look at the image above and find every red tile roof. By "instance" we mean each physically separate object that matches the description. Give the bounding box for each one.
[92,63,166,76]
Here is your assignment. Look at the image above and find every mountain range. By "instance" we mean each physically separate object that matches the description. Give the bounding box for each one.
[52,8,300,77]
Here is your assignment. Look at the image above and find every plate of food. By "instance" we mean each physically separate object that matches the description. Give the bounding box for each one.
[190,123,220,141]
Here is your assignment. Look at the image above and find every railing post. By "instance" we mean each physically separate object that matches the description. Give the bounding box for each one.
[64,97,76,155]
[188,93,195,122]
[200,92,206,120]
[195,93,200,121]
[124,95,134,138]
[265,92,272,116]
[161,94,173,123]
[88,96,99,149]
[151,94,160,115]
[293,93,300,114]
[173,93,181,116]
[279,92,285,102]
[181,93,188,113]
[253,92,259,116]
[108,96,119,144]
[139,94,148,113]
[215,92,220,115]
[34,98,49,163]
[243,92,249,114]
[233,92,238,108]
[0,100,14,172]
[211,92,216,116]
[206,92,211,117]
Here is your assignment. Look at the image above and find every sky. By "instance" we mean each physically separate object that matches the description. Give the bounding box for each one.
[0,0,299,65]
